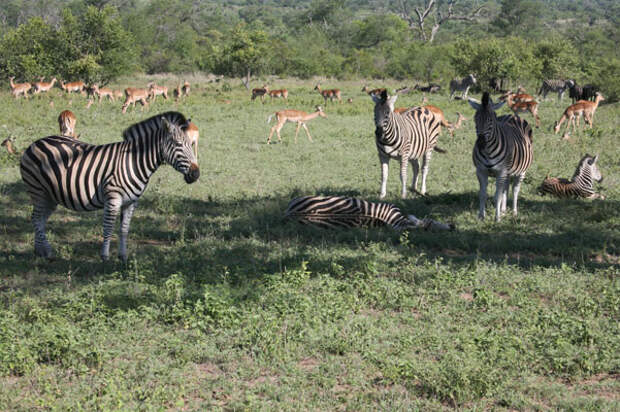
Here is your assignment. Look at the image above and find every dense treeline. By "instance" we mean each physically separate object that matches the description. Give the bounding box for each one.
[0,0,618,99]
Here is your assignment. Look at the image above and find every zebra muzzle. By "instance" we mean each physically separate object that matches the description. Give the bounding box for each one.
[184,163,200,183]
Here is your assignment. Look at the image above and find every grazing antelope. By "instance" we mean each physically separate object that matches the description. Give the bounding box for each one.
[314,84,342,104]
[447,112,467,137]
[173,83,182,101]
[58,110,77,138]
[92,85,117,102]
[121,87,150,113]
[362,86,386,97]
[32,77,57,95]
[505,94,540,128]
[268,88,288,101]
[186,121,199,160]
[86,99,94,109]
[182,81,190,97]
[1,136,18,155]
[148,83,168,101]
[500,90,536,103]
[266,106,327,144]
[554,93,605,134]
[9,76,31,98]
[60,80,86,95]
[251,85,269,103]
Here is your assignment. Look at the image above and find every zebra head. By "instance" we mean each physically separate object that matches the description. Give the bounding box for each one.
[578,154,603,183]
[371,89,398,131]
[468,93,505,137]
[160,117,200,184]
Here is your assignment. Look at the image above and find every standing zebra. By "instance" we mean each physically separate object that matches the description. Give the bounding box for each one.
[537,79,574,101]
[449,74,476,100]
[468,93,533,222]
[371,90,443,199]
[286,196,454,231]
[538,154,604,199]
[20,112,199,261]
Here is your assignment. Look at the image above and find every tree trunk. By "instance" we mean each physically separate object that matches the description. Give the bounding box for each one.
[242,68,251,90]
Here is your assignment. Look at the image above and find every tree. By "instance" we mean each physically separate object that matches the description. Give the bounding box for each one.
[218,24,269,89]
[397,0,486,43]
[492,0,543,37]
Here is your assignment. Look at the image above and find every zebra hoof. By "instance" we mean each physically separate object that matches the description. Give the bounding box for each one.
[100,254,110,262]
[35,244,53,259]
[118,255,128,263]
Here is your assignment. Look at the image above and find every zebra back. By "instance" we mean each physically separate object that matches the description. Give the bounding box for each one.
[285,196,411,230]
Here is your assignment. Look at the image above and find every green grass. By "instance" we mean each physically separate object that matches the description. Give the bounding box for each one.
[0,76,618,410]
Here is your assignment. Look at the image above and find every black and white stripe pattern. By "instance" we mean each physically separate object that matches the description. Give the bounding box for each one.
[539,154,604,199]
[537,79,574,101]
[20,111,199,261]
[449,74,476,99]
[285,196,454,231]
[371,90,442,199]
[468,93,533,222]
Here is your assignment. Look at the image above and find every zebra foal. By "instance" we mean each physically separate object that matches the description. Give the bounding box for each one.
[469,93,533,222]
[539,154,604,199]
[372,90,443,199]
[286,196,454,231]
[20,112,199,261]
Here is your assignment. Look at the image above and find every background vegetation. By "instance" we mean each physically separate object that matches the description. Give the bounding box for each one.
[0,74,618,409]
[1,0,619,99]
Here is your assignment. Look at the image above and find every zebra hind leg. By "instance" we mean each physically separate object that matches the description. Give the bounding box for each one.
[419,151,432,195]
[118,201,138,262]
[410,158,420,194]
[101,198,122,261]
[32,201,57,258]
[511,174,525,216]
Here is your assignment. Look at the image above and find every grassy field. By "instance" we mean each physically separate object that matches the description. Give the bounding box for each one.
[0,74,618,410]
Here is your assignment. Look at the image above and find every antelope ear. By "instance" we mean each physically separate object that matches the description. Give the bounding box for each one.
[468,98,481,111]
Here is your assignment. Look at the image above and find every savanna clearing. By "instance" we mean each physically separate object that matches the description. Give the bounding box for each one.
[0,75,618,410]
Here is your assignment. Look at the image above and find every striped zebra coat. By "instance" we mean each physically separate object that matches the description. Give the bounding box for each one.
[537,79,574,101]
[539,154,604,199]
[20,112,199,261]
[285,196,454,231]
[371,90,443,199]
[469,93,533,222]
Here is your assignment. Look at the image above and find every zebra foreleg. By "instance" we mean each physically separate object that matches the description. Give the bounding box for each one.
[494,175,509,222]
[101,198,122,261]
[379,154,390,199]
[118,201,137,262]
[399,157,410,199]
[476,168,489,220]
[32,201,57,258]
[511,174,525,217]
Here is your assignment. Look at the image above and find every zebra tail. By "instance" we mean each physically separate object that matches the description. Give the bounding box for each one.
[267,114,275,124]
[433,146,447,154]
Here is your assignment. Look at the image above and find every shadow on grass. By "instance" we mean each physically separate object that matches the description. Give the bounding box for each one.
[1,181,618,292]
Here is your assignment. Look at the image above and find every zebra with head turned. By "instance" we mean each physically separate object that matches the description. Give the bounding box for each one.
[537,79,574,101]
[371,90,443,199]
[539,154,604,200]
[286,196,454,231]
[449,74,476,100]
[20,112,199,261]
[468,93,533,222]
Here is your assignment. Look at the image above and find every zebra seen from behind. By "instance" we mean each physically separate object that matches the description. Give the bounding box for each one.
[538,154,604,199]
[20,112,199,261]
[286,196,454,231]
[468,93,533,222]
[371,90,443,199]
[449,74,476,100]
[537,79,574,101]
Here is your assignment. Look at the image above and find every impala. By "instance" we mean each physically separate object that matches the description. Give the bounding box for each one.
[268,88,288,101]
[32,77,57,94]
[60,80,86,95]
[91,85,117,102]
[447,112,467,137]
[1,136,18,155]
[148,82,168,101]
[266,106,327,144]
[121,87,150,113]
[554,93,605,134]
[501,90,536,103]
[182,81,190,97]
[506,94,540,128]
[395,105,454,136]
[58,110,78,138]
[173,83,182,101]
[314,84,341,104]
[9,76,31,98]
[251,85,269,102]
[186,121,199,160]
[362,85,386,97]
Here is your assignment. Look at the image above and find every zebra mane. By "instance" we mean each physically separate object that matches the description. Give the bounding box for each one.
[122,111,189,141]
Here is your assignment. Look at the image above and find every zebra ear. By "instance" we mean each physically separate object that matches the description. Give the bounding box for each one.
[161,117,172,132]
[590,154,599,165]
[387,95,398,112]
[492,100,506,110]
[468,98,481,111]
[370,93,381,104]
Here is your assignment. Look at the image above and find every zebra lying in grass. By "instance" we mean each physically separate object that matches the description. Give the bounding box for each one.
[538,154,604,199]
[286,196,455,231]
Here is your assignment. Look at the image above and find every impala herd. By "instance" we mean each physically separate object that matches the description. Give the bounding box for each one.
[3,75,607,160]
